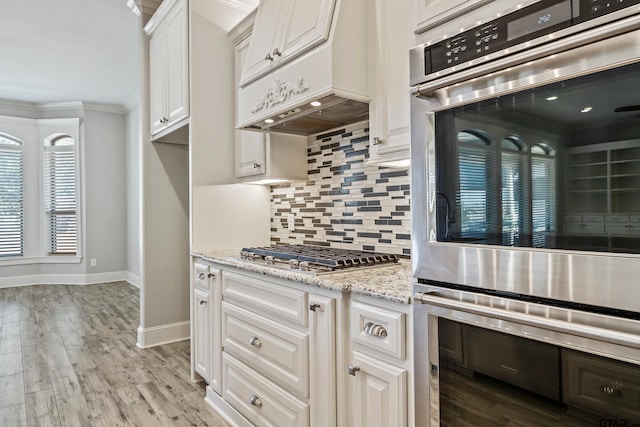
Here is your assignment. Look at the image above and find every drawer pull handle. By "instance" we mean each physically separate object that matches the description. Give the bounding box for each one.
[600,384,622,397]
[348,365,360,376]
[249,394,262,408]
[249,336,262,348]
[364,322,388,338]
[207,272,215,278]
[197,273,205,280]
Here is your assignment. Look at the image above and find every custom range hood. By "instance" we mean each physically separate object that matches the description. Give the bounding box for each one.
[237,0,369,136]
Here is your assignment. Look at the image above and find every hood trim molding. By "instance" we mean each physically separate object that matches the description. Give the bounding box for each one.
[251,78,309,114]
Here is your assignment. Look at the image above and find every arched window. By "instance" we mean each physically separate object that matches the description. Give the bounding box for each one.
[0,134,24,257]
[44,134,77,255]
[457,130,496,238]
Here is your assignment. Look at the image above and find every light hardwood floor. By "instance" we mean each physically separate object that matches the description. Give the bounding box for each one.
[0,282,229,426]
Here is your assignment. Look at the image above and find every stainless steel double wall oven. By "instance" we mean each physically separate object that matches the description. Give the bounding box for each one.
[410,0,640,425]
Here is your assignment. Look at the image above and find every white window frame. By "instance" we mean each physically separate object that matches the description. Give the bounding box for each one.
[38,118,82,262]
[0,133,24,258]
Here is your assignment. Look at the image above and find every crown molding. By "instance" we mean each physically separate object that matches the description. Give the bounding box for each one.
[124,90,139,112]
[127,0,162,17]
[82,102,128,114]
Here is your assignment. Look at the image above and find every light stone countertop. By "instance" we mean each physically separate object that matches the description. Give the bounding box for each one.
[192,248,414,304]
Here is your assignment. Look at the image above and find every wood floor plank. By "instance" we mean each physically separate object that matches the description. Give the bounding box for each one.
[0,351,23,376]
[55,395,92,427]
[0,403,27,427]
[23,362,53,394]
[24,389,60,425]
[50,367,83,401]
[0,372,26,407]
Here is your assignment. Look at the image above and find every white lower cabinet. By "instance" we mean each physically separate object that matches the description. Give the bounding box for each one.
[348,296,412,427]
[192,261,222,392]
[194,288,211,381]
[192,257,413,427]
[351,351,407,427]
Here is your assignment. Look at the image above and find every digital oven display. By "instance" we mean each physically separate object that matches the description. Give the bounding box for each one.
[507,1,573,41]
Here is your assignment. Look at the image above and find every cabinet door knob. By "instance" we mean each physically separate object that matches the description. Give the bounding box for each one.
[264,53,273,62]
[373,137,383,145]
[253,162,261,169]
[249,394,262,408]
[272,48,282,57]
[249,336,262,348]
[207,272,215,278]
[348,365,360,376]
[309,303,321,312]
[363,322,388,338]
[199,300,207,306]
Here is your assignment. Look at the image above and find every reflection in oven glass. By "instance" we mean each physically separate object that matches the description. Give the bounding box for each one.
[438,319,640,426]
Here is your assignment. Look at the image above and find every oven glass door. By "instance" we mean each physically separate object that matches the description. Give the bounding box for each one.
[433,62,640,253]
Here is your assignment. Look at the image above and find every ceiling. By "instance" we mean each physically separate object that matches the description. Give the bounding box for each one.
[0,0,258,108]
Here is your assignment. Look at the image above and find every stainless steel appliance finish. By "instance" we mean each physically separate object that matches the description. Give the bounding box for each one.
[412,282,640,425]
[239,244,399,274]
[410,1,640,313]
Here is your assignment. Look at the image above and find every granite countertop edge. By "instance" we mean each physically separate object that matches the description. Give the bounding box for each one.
[192,249,413,305]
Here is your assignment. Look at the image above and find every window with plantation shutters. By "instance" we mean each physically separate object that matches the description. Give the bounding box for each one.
[44,135,77,255]
[0,134,23,257]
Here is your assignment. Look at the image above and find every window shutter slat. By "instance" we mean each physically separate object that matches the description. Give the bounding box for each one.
[0,138,24,257]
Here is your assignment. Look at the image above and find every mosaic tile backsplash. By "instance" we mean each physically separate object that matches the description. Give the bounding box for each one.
[270,122,411,257]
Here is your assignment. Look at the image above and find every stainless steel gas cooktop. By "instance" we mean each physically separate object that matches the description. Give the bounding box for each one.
[239,244,400,274]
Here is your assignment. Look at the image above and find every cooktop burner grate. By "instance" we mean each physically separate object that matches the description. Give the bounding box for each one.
[239,244,399,272]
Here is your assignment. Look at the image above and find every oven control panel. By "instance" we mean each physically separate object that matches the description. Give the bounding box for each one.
[424,0,640,75]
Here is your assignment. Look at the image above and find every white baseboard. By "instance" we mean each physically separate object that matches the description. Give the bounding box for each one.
[205,387,251,427]
[125,272,141,288]
[136,321,190,349]
[0,271,135,288]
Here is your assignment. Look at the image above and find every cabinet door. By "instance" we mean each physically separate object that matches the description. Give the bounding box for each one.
[165,0,189,126]
[194,288,211,382]
[149,26,167,136]
[368,0,411,165]
[279,0,335,63]
[240,0,289,86]
[309,295,336,427]
[237,132,267,177]
[351,351,407,427]
[415,0,492,34]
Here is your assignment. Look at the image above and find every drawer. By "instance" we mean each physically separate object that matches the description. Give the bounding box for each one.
[582,214,604,222]
[464,324,561,401]
[563,214,583,223]
[222,353,309,427]
[194,262,210,291]
[350,301,405,359]
[223,271,308,327]
[562,349,640,422]
[582,223,605,234]
[222,302,309,398]
[606,224,631,236]
[606,214,630,223]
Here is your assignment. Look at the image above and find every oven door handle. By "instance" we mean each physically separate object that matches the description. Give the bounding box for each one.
[413,291,640,350]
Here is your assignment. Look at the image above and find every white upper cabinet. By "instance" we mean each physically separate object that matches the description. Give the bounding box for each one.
[414,0,492,34]
[368,0,411,167]
[146,0,189,140]
[239,0,337,87]
[233,17,307,183]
